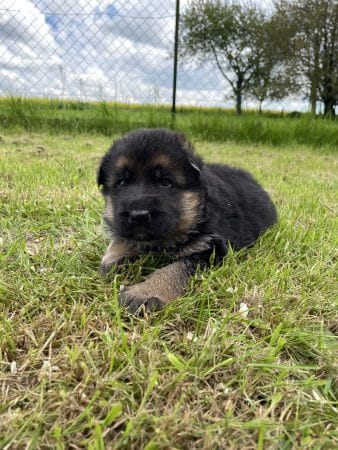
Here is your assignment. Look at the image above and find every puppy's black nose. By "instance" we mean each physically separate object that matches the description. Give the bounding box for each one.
[129,209,151,223]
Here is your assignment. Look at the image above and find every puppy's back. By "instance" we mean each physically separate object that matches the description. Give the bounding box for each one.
[202,162,277,249]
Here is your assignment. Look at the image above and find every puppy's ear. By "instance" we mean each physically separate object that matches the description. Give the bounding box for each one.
[189,158,201,174]
[97,161,106,187]
[189,158,202,178]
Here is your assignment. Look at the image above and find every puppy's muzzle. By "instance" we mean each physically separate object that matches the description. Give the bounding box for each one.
[129,209,151,224]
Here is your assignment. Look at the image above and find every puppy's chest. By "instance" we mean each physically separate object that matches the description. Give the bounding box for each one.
[134,233,211,261]
[135,241,180,260]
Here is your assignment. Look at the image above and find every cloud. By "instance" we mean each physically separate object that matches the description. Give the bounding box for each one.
[0,0,178,102]
[0,0,62,94]
[0,0,54,47]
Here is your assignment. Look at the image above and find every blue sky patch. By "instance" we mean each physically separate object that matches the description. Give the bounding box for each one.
[106,4,118,18]
[45,15,59,32]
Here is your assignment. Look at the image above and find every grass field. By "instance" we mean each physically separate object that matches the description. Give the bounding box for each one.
[1,97,338,150]
[0,125,337,449]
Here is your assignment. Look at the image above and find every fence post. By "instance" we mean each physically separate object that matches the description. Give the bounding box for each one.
[171,0,180,115]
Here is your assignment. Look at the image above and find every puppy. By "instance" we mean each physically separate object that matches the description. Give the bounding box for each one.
[97,128,277,313]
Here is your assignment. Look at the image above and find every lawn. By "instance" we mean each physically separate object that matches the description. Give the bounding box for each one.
[0,128,337,449]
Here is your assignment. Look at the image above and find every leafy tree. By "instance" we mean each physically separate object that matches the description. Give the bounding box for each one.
[248,66,295,114]
[247,18,298,113]
[273,0,338,117]
[180,0,269,115]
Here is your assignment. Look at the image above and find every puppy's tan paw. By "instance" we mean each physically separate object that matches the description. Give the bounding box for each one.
[100,258,127,275]
[100,262,115,275]
[118,286,165,314]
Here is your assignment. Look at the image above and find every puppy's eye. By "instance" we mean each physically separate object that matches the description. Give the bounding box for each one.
[116,179,127,188]
[159,178,172,188]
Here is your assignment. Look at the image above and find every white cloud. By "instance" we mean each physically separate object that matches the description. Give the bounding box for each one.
[0,0,56,48]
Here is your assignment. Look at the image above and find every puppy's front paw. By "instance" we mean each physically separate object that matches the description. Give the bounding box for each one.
[100,258,126,275]
[118,286,165,314]
[100,262,115,275]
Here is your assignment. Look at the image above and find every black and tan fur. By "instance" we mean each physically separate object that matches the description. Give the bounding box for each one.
[97,128,277,313]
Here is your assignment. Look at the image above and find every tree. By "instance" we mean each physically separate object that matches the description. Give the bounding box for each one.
[273,0,338,117]
[180,0,269,115]
[248,65,295,114]
[247,18,298,113]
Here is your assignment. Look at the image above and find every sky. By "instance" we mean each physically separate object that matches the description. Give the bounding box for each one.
[0,0,308,111]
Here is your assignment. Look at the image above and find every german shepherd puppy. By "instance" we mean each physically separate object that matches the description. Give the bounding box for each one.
[97,128,277,313]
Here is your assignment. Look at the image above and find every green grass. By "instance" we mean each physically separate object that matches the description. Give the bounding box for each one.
[0,128,337,449]
[0,96,337,150]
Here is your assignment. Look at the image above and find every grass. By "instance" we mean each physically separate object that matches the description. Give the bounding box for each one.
[0,127,337,449]
[0,96,337,150]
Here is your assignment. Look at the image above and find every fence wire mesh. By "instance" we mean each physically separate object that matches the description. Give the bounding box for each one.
[0,0,229,108]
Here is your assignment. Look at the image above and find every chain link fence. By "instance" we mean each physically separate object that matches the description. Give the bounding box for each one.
[0,0,231,109]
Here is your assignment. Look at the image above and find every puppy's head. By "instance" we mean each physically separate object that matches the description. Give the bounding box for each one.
[97,128,204,245]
